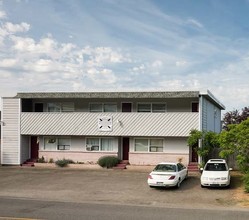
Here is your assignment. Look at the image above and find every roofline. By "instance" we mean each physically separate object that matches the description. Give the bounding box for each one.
[200,90,225,110]
[14,91,200,99]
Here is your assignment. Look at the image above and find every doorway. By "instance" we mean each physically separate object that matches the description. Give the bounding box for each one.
[122,137,129,160]
[31,136,39,160]
[191,145,198,162]
[122,103,132,112]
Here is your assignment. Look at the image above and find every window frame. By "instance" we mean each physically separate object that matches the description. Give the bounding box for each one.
[89,103,117,112]
[137,103,166,113]
[86,137,114,152]
[134,138,164,152]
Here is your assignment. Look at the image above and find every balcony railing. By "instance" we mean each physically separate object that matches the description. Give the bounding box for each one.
[21,112,199,137]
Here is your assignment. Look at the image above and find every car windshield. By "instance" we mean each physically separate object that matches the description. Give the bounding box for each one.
[204,163,227,171]
[153,164,176,172]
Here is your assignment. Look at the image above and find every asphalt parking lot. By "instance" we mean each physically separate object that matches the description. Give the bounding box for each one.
[0,166,244,210]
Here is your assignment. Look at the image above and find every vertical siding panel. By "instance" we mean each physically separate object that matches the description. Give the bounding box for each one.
[1,98,20,165]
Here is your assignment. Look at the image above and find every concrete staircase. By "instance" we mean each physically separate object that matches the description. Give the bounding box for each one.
[113,160,129,170]
[188,162,199,172]
[21,159,35,167]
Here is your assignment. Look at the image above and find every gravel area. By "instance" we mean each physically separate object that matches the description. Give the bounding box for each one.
[0,166,246,210]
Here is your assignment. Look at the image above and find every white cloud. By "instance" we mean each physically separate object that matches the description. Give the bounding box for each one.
[0,10,6,19]
[4,22,30,33]
[186,18,204,28]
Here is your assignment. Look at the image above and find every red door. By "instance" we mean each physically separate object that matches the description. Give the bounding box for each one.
[122,138,129,160]
[31,136,39,159]
[191,145,198,162]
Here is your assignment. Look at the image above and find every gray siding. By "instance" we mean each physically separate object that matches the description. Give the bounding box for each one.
[21,112,199,137]
[21,136,30,163]
[201,97,221,132]
[1,98,21,165]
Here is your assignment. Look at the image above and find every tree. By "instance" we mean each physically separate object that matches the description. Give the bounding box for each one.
[187,129,220,164]
[219,118,249,173]
[223,106,249,130]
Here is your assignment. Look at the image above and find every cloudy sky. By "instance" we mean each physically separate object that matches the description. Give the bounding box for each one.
[0,0,249,112]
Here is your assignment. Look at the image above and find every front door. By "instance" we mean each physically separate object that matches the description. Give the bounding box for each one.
[31,136,39,159]
[122,138,129,160]
[191,145,198,162]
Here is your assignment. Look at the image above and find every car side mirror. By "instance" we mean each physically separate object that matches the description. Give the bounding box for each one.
[200,168,203,173]
[229,168,233,171]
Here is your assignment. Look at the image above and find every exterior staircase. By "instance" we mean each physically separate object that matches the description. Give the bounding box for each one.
[113,160,129,170]
[188,162,199,172]
[21,159,36,167]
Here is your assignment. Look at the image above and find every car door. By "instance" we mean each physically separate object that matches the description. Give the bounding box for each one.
[177,163,186,180]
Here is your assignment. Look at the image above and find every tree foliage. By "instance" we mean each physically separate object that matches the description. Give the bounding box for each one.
[187,129,220,163]
[219,118,249,173]
[223,106,249,130]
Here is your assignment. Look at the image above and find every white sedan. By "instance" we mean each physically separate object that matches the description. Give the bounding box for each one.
[147,162,188,188]
[200,159,232,188]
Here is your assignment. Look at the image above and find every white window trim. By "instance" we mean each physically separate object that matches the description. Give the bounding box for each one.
[86,137,115,152]
[89,103,117,112]
[134,138,164,152]
[137,103,167,113]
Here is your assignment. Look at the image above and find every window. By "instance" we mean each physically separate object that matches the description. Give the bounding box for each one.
[104,104,117,112]
[137,103,166,112]
[57,138,71,150]
[150,139,163,152]
[135,139,163,152]
[192,102,199,112]
[86,138,114,151]
[44,137,57,150]
[89,103,117,112]
[44,137,71,150]
[135,139,148,152]
[90,104,102,112]
[152,104,166,113]
[48,103,74,112]
[137,104,151,112]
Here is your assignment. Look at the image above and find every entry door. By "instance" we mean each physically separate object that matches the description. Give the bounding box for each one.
[191,145,198,162]
[31,136,39,159]
[122,138,129,160]
[122,103,132,112]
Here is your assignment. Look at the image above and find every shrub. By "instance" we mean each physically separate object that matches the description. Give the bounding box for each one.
[55,159,75,167]
[48,158,54,163]
[37,156,46,163]
[243,172,249,193]
[97,156,120,168]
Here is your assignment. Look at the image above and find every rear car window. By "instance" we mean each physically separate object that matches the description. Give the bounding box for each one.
[154,164,176,172]
[204,163,227,171]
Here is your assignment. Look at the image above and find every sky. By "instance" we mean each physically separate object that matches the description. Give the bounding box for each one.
[0,0,249,112]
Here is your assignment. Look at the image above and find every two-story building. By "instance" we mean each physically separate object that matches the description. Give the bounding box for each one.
[0,90,225,166]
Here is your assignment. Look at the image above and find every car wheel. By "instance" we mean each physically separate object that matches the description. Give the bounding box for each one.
[176,179,181,188]
[201,184,205,188]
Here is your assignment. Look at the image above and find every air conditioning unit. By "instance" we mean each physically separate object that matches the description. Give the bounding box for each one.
[86,144,93,151]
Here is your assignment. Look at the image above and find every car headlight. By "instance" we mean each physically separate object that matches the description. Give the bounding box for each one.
[202,177,208,181]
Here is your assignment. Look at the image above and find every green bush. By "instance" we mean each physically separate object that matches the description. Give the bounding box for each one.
[243,172,249,193]
[37,156,45,163]
[97,156,120,168]
[55,159,75,167]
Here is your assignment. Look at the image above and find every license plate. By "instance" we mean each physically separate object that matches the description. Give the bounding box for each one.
[156,182,164,186]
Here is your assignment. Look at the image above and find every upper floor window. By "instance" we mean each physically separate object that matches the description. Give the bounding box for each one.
[48,102,74,112]
[89,103,117,112]
[192,102,199,112]
[137,103,166,113]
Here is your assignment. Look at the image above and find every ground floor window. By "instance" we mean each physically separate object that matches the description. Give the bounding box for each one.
[86,138,113,151]
[135,138,163,152]
[44,137,71,150]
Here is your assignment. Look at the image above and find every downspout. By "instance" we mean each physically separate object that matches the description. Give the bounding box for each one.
[198,95,203,165]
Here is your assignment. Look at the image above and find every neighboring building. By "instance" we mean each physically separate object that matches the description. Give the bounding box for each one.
[0,90,225,166]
